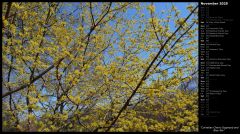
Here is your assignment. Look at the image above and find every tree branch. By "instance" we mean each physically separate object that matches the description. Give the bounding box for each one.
[2,58,64,98]
[104,5,198,132]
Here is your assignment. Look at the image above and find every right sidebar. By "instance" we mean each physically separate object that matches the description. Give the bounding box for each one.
[199,0,239,133]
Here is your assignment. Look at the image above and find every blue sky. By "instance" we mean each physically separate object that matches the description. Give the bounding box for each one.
[34,2,198,116]
[120,2,198,80]
[55,2,198,86]
[1,2,198,121]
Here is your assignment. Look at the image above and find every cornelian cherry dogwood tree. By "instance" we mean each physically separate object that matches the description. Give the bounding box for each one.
[2,2,198,132]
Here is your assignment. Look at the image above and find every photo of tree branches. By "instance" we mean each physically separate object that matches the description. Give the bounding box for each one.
[2,2,198,132]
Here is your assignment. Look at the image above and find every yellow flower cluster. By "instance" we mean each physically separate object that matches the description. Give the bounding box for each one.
[147,5,155,13]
